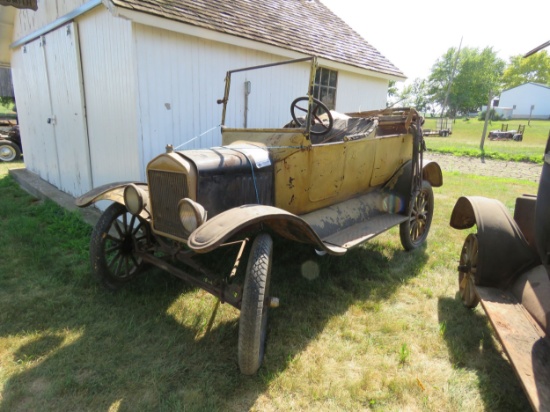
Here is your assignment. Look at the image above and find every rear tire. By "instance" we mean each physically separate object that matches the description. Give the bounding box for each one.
[238,233,273,375]
[90,203,149,290]
[0,141,21,162]
[400,180,434,251]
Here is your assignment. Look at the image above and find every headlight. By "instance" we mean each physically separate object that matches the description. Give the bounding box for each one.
[124,184,147,215]
[178,198,207,233]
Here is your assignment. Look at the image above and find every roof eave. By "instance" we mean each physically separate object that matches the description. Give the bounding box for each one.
[109,4,406,82]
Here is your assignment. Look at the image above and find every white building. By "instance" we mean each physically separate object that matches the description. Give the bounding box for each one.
[499,83,550,120]
[0,0,405,198]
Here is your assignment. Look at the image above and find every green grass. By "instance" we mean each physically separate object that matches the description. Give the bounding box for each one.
[423,117,550,163]
[0,163,537,411]
[0,103,16,116]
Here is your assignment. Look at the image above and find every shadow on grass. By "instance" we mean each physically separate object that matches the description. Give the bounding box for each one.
[0,175,430,410]
[437,297,531,411]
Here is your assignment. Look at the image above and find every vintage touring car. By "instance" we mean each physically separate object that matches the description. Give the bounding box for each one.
[76,57,443,374]
[450,42,550,411]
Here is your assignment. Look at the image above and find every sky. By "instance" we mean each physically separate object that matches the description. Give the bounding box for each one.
[321,0,549,85]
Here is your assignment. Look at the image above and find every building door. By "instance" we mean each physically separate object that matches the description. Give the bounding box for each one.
[11,22,92,197]
[12,34,60,187]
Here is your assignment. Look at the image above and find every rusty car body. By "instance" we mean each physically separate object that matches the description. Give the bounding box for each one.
[450,140,550,411]
[76,57,443,374]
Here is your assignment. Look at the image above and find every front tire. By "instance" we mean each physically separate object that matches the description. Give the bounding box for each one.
[238,233,273,375]
[90,203,149,290]
[400,180,434,251]
[0,141,21,162]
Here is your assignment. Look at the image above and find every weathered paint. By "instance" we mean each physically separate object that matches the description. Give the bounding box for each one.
[476,283,550,412]
[275,132,411,215]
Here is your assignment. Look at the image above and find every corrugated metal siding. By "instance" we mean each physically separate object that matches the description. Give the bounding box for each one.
[134,24,310,166]
[336,71,388,113]
[77,8,140,186]
[499,83,550,119]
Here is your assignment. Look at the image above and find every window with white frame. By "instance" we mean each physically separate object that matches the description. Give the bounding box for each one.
[313,67,338,111]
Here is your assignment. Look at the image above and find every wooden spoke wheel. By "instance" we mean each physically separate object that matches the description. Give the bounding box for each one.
[458,233,480,308]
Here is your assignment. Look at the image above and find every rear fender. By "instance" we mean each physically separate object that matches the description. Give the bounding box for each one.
[75,182,151,220]
[450,196,539,288]
[383,159,443,205]
[422,159,443,187]
[187,204,347,255]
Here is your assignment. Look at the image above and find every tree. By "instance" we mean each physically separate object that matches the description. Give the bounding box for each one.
[427,47,505,116]
[427,48,457,113]
[0,96,14,109]
[501,50,550,90]
[394,78,430,113]
[386,80,398,107]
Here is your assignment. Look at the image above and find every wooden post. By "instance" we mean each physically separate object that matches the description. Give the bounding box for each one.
[480,91,493,161]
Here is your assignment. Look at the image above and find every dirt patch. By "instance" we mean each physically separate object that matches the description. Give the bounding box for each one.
[425,152,542,183]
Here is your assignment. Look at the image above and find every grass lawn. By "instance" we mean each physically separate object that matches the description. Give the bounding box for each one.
[0,160,538,411]
[0,103,16,117]
[423,117,550,163]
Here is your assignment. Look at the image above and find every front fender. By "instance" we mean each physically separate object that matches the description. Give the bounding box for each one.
[450,196,539,288]
[187,204,347,255]
[75,181,150,219]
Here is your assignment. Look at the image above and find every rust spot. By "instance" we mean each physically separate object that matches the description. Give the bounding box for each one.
[287,177,295,189]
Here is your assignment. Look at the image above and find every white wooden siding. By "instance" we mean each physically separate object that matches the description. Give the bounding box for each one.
[499,83,550,119]
[134,24,312,166]
[335,71,388,113]
[42,22,92,196]
[11,23,92,196]
[11,39,60,186]
[13,0,88,40]
[77,7,140,186]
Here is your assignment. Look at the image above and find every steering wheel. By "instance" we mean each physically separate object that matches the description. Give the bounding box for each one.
[290,97,333,136]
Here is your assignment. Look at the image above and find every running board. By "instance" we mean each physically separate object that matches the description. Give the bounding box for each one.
[300,190,408,250]
[322,213,407,249]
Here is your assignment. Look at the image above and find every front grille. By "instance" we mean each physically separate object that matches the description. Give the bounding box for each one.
[148,170,189,239]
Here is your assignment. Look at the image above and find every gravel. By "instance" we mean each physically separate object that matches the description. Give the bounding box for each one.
[425,152,542,183]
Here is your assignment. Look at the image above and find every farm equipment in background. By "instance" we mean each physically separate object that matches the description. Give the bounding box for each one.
[488,123,525,141]
[0,124,22,162]
[422,117,452,137]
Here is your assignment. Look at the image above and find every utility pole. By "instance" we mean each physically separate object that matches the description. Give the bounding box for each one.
[480,91,493,161]
[528,104,535,126]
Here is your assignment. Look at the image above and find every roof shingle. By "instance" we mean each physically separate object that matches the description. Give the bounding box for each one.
[111,0,405,78]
